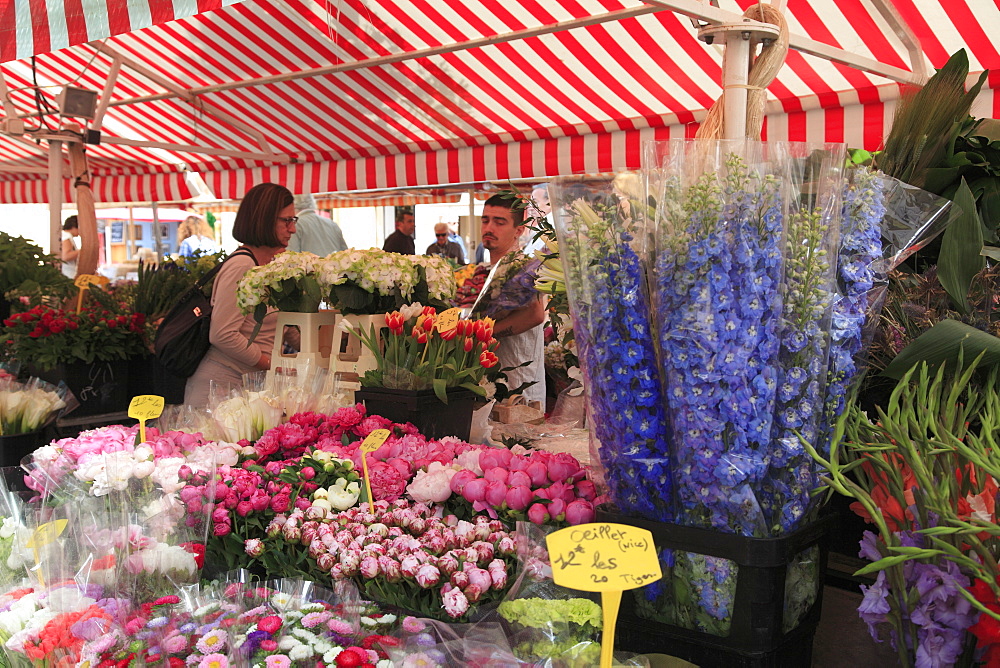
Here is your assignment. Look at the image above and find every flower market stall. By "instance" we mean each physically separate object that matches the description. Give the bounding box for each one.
[3,1,1000,668]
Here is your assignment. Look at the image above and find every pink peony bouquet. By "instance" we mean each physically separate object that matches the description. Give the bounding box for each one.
[273,499,518,622]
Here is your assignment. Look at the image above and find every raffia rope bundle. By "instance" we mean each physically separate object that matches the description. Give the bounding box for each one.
[695,3,789,140]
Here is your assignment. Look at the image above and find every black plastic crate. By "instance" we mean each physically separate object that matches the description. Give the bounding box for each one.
[598,510,836,667]
[355,387,476,440]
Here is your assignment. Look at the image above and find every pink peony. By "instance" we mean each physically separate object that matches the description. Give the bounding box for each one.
[505,485,533,511]
[484,480,508,507]
[415,563,441,589]
[450,469,479,495]
[463,583,484,603]
[244,539,264,557]
[461,478,488,503]
[525,461,549,487]
[369,462,408,501]
[574,479,598,501]
[479,448,512,470]
[442,587,470,618]
[483,467,509,484]
[526,503,550,524]
[466,567,492,591]
[565,499,595,525]
[546,452,585,483]
[359,555,380,579]
[406,463,457,504]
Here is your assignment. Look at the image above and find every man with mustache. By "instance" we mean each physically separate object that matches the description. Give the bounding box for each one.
[472,193,547,407]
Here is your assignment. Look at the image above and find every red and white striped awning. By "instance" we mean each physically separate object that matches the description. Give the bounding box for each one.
[1,0,246,62]
[1,0,998,203]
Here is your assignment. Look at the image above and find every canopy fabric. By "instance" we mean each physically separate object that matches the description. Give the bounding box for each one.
[0,0,998,203]
[0,0,246,63]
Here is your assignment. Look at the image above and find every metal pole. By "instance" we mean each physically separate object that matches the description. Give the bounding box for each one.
[151,201,163,260]
[723,31,751,140]
[47,141,63,255]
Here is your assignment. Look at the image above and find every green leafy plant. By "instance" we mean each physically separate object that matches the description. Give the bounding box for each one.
[0,232,73,307]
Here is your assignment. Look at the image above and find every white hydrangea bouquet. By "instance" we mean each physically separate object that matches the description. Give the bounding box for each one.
[321,249,455,314]
[236,251,328,338]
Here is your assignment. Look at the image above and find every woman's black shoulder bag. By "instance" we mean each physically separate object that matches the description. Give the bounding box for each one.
[154,248,257,378]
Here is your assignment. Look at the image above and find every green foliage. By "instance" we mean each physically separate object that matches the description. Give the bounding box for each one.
[0,232,74,306]
[937,179,985,313]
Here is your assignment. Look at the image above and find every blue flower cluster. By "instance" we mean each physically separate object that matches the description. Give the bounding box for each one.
[552,192,673,522]
[653,158,784,536]
[761,202,837,534]
[820,170,886,450]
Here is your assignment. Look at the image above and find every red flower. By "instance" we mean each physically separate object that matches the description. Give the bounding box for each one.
[257,614,283,634]
[385,312,405,335]
[181,542,206,569]
[479,351,499,369]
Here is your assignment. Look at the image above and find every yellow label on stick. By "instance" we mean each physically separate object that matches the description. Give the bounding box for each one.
[546,523,662,592]
[360,428,390,453]
[129,394,164,443]
[26,519,68,549]
[546,523,663,668]
[128,395,165,421]
[435,308,461,333]
[74,274,108,288]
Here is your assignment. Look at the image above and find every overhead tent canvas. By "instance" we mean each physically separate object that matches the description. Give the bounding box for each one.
[1,0,999,203]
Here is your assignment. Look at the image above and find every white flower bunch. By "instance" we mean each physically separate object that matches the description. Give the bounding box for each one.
[237,251,327,314]
[322,248,420,297]
[413,255,458,301]
[0,381,65,435]
[212,391,282,443]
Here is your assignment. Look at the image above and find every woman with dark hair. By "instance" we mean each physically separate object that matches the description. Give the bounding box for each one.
[184,183,297,406]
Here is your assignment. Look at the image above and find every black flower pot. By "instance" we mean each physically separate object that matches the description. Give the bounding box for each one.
[0,431,47,470]
[30,360,130,417]
[354,387,476,440]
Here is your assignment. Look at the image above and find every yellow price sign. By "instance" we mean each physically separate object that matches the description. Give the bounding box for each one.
[74,274,108,312]
[546,523,662,668]
[128,394,164,443]
[435,308,461,334]
[26,519,68,549]
[359,428,391,511]
[360,428,390,453]
[74,274,108,288]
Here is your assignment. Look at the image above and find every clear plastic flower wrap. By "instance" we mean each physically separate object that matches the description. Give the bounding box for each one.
[0,470,32,591]
[0,376,67,436]
[208,379,283,443]
[549,173,673,524]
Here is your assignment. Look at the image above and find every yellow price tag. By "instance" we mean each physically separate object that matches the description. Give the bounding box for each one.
[129,395,165,421]
[129,394,164,443]
[546,523,662,668]
[359,428,391,511]
[360,429,390,453]
[74,274,108,288]
[435,308,461,334]
[26,519,68,549]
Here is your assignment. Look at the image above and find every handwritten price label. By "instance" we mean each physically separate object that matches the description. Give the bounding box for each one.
[547,523,661,592]
[74,274,108,288]
[360,429,390,453]
[26,519,68,549]
[129,394,164,443]
[546,523,663,668]
[359,429,390,510]
[128,395,165,421]
[435,308,461,333]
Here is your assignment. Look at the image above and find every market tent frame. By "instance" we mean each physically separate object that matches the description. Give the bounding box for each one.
[1,0,998,210]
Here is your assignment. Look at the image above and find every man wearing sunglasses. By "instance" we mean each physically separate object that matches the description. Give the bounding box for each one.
[425,222,466,264]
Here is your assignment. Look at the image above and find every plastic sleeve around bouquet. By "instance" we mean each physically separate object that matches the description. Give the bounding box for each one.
[0,469,32,591]
[208,378,283,443]
[817,170,955,452]
[0,377,67,436]
[549,173,674,524]
[644,139,850,537]
[226,578,367,665]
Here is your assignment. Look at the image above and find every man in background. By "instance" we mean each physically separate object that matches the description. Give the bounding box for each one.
[426,222,465,264]
[383,210,415,254]
[288,194,348,256]
[446,221,467,263]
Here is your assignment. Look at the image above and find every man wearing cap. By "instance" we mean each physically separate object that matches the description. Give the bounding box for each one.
[287,194,348,256]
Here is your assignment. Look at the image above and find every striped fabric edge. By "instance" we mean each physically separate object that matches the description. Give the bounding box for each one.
[0,171,198,204]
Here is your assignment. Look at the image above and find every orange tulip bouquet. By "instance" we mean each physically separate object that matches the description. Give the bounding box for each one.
[345,303,501,403]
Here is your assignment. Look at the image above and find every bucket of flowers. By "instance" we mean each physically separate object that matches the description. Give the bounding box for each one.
[345,304,500,440]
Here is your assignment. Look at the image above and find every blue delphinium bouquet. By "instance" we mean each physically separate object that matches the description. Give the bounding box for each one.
[550,174,673,523]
